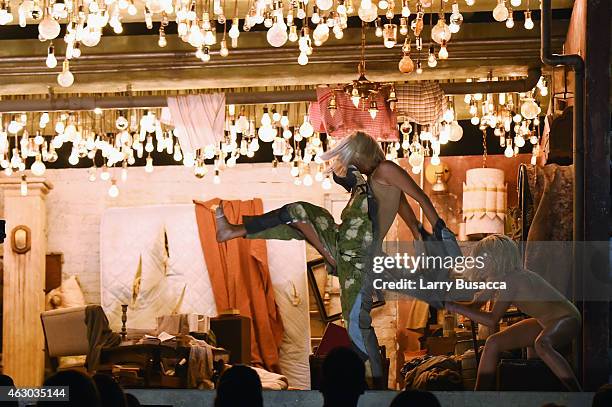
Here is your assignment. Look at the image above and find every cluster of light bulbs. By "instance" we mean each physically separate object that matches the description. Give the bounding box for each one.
[463,76,548,163]
[0,102,339,197]
[1,0,540,88]
[401,102,463,174]
[492,0,535,30]
[397,0,465,75]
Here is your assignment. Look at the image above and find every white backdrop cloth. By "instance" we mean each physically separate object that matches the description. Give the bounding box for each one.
[99,202,311,389]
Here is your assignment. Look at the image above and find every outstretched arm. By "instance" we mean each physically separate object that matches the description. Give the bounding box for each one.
[398,193,422,240]
[447,296,511,328]
[375,161,440,228]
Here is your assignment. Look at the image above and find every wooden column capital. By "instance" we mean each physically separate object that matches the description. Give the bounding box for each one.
[0,177,53,197]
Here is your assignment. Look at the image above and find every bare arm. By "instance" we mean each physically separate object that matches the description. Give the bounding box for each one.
[398,193,422,240]
[375,161,440,227]
[447,293,511,327]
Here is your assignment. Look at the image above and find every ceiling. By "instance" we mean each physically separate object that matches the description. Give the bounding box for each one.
[0,0,573,96]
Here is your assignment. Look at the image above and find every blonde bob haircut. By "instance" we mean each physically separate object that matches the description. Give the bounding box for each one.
[471,234,522,279]
[321,132,386,176]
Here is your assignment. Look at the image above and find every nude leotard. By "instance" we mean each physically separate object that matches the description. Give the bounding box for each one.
[513,270,581,325]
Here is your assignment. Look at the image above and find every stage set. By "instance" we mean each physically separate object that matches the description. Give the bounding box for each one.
[0,0,609,406]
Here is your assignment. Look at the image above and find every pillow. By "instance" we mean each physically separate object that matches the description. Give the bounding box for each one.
[60,275,87,308]
[45,275,87,310]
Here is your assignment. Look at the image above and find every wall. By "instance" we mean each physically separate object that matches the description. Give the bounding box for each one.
[29,164,340,302]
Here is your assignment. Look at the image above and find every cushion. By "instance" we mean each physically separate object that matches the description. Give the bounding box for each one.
[61,275,87,308]
[45,275,87,310]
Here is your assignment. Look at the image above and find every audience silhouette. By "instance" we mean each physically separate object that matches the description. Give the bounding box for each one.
[215,365,263,407]
[92,373,128,407]
[592,384,612,407]
[36,370,101,407]
[320,347,367,407]
[389,389,441,407]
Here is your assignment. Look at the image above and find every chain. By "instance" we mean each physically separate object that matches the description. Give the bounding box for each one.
[482,129,487,168]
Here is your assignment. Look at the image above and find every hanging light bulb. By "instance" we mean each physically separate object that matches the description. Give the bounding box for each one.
[368,100,378,119]
[510,0,521,7]
[375,18,383,37]
[108,179,119,198]
[427,45,437,67]
[449,2,463,33]
[299,115,314,138]
[383,23,397,48]
[57,59,74,87]
[228,17,240,47]
[145,155,154,173]
[504,142,514,158]
[39,13,61,40]
[401,0,410,17]
[298,51,309,65]
[520,97,540,119]
[431,13,451,44]
[30,154,46,176]
[492,0,509,22]
[303,173,313,186]
[399,53,415,74]
[261,108,272,126]
[524,10,534,29]
[358,0,378,22]
[267,14,288,47]
[46,43,57,68]
[20,175,28,196]
[158,27,167,47]
[316,0,334,11]
[505,9,515,28]
[465,0,475,5]
[438,41,449,59]
[416,60,423,74]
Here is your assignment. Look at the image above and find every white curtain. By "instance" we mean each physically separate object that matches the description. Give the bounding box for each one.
[163,93,226,154]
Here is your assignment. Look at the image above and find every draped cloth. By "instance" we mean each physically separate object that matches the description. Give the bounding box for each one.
[309,87,399,141]
[523,164,573,296]
[164,93,226,154]
[193,199,284,373]
[395,82,447,126]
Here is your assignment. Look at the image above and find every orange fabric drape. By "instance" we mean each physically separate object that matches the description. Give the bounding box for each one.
[193,198,284,373]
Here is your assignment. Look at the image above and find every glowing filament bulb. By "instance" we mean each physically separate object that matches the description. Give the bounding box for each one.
[46,43,57,68]
[524,10,534,29]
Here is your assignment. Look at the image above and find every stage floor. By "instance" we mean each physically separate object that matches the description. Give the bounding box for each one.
[126,389,595,407]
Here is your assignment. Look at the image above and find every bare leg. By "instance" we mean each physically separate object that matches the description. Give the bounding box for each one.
[291,221,336,269]
[215,205,247,242]
[215,204,336,268]
[475,318,543,390]
[534,316,582,391]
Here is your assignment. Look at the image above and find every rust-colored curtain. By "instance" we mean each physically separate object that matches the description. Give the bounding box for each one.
[193,198,284,373]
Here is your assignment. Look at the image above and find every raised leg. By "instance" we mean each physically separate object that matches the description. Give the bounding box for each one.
[533,316,582,391]
[215,204,247,242]
[291,221,336,269]
[475,318,543,390]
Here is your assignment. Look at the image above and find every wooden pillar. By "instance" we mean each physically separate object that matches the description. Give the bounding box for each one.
[0,177,52,386]
[581,0,611,391]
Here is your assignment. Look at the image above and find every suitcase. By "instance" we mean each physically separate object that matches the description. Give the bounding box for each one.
[496,359,565,391]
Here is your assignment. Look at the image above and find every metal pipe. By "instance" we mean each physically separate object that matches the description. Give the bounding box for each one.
[440,67,541,95]
[0,67,543,112]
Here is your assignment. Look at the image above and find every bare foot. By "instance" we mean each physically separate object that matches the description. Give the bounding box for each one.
[215,203,241,242]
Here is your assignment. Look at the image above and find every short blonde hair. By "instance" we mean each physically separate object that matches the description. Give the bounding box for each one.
[321,132,385,176]
[472,234,522,279]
